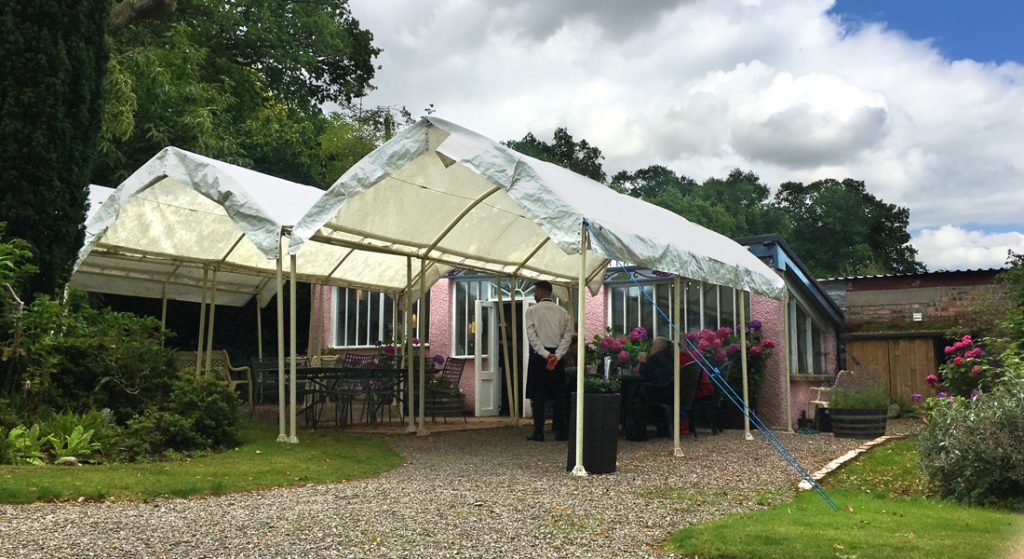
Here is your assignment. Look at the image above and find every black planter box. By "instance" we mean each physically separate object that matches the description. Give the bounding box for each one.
[566,392,620,474]
[831,408,887,439]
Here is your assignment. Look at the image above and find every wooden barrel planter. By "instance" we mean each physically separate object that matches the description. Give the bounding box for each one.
[830,408,887,439]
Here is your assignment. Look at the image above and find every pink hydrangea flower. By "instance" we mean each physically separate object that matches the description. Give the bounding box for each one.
[618,336,628,345]
[697,340,710,352]
[944,346,955,354]
[617,350,631,363]
[629,326,648,341]
[953,357,964,365]
[713,350,727,364]
[599,339,611,350]
[610,340,622,352]
[686,332,700,343]
[925,374,938,386]
[750,346,762,356]
[762,338,776,349]
[715,327,732,340]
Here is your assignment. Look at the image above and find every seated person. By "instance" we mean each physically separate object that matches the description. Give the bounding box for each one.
[638,337,674,405]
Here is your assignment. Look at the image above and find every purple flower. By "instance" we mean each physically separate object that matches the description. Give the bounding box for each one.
[617,350,631,363]
[713,350,727,364]
[749,320,762,330]
[411,337,420,345]
[726,343,741,355]
[433,354,445,365]
[630,326,649,341]
[970,389,980,400]
[911,393,923,402]
[936,391,948,398]
[948,395,957,403]
[373,339,382,347]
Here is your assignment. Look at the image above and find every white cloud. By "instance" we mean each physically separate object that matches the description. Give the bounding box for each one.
[349,0,1024,264]
[912,226,1024,270]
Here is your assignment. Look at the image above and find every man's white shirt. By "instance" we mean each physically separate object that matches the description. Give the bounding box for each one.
[524,299,573,359]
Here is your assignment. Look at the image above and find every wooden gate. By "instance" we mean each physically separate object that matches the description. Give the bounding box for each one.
[845,336,939,409]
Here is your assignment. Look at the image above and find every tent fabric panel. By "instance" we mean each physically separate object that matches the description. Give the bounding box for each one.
[70,272,254,307]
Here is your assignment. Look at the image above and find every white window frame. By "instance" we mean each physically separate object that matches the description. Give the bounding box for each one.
[332,287,428,349]
[787,286,829,375]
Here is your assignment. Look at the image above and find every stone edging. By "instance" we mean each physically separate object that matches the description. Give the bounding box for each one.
[797,434,902,491]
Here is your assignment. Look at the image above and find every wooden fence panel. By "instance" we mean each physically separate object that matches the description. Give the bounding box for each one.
[887,338,936,409]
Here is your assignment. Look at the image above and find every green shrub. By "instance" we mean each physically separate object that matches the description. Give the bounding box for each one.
[39,409,120,461]
[919,373,1024,508]
[116,374,240,461]
[583,375,620,394]
[3,424,46,465]
[0,398,21,431]
[11,291,177,421]
[47,425,102,462]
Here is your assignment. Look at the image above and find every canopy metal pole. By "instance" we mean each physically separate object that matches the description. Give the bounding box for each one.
[509,276,521,424]
[405,257,416,432]
[496,278,514,423]
[256,301,263,360]
[740,290,752,441]
[288,253,299,443]
[160,283,168,348]
[276,251,287,442]
[417,257,428,435]
[196,266,209,376]
[204,268,219,373]
[673,275,683,457]
[571,223,588,477]
[783,289,793,433]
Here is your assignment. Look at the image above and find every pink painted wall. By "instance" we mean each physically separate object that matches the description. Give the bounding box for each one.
[584,286,607,340]
[751,294,786,429]
[751,288,840,430]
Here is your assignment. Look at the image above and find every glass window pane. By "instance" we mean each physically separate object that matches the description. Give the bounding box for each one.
[345,288,358,346]
[625,286,639,333]
[703,283,719,330]
[420,292,431,343]
[812,323,823,374]
[481,304,490,354]
[640,285,655,335]
[382,294,395,343]
[655,283,671,338]
[720,287,734,331]
[467,281,479,354]
[686,280,701,331]
[796,306,809,374]
[610,286,625,334]
[367,291,380,345]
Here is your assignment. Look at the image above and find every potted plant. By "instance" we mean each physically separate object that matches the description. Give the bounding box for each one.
[829,378,890,439]
[566,376,621,474]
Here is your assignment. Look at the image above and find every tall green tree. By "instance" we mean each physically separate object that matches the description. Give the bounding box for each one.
[505,128,607,183]
[775,178,924,277]
[95,0,382,187]
[0,0,113,298]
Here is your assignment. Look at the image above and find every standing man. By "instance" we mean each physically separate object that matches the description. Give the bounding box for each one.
[524,280,573,442]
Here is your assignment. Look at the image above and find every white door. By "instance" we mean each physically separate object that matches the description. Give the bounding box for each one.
[521,299,537,418]
[474,300,499,416]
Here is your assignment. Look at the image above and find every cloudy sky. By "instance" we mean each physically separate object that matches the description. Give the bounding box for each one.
[348,0,1024,271]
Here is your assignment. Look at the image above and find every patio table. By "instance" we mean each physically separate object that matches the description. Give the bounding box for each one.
[289,366,405,427]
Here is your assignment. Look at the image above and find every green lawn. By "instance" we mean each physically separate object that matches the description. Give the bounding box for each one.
[665,439,1024,559]
[0,422,403,503]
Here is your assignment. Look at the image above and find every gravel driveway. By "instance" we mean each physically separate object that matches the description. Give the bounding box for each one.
[0,421,919,558]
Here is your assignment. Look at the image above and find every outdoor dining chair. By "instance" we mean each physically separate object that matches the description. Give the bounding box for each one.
[426,357,468,424]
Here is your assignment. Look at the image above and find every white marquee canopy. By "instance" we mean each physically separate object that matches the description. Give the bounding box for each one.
[291,117,785,299]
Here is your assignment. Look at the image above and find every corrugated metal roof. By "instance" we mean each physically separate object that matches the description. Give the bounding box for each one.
[821,268,1006,282]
